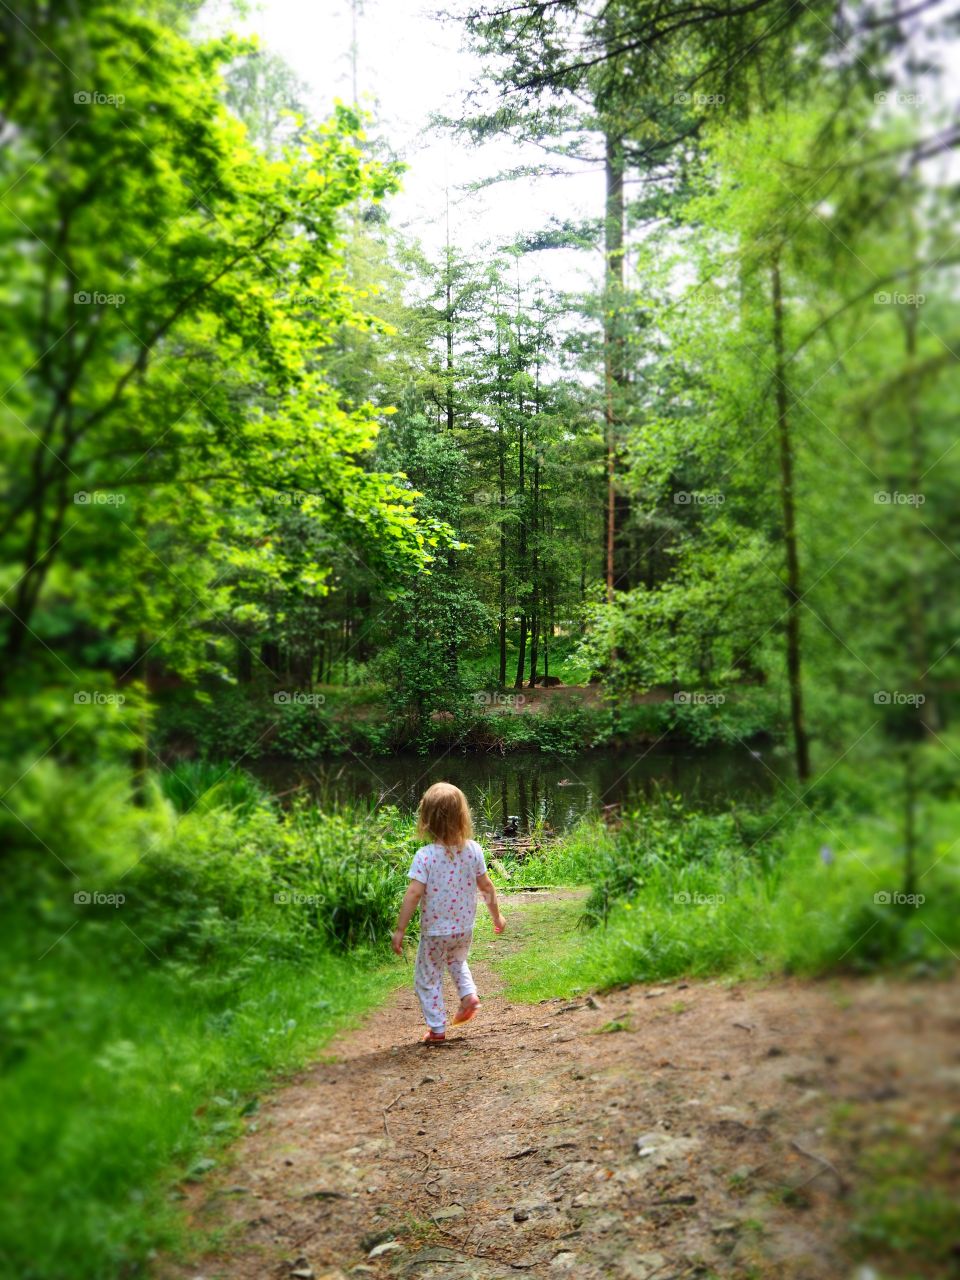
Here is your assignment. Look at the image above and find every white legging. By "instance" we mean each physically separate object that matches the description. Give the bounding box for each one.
[415,932,477,1032]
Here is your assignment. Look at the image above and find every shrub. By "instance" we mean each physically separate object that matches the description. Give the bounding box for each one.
[157,758,270,814]
[0,761,416,1280]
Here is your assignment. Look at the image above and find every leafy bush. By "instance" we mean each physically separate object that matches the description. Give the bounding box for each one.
[157,758,270,814]
[155,686,404,760]
[0,761,416,1280]
[0,680,153,768]
[154,687,273,760]
[533,702,597,755]
[276,804,411,949]
[578,798,783,926]
[270,700,342,759]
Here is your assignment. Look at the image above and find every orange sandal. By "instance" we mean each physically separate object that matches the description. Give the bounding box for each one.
[422,1030,446,1044]
[451,995,481,1026]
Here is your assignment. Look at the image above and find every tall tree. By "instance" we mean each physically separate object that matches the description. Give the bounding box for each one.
[0,7,450,696]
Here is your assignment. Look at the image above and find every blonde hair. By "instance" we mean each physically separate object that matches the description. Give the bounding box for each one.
[417,782,472,853]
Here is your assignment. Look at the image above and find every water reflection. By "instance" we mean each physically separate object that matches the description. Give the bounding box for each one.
[255,743,779,835]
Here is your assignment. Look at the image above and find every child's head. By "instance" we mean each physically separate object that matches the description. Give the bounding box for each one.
[417,781,472,849]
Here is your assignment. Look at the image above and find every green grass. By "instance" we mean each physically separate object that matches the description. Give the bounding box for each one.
[479,890,587,1002]
[0,947,401,1279]
[458,639,594,688]
[840,1111,960,1278]
[157,756,270,814]
[487,794,960,999]
[0,760,416,1280]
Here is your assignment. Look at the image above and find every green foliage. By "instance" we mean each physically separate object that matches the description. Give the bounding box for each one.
[2,4,957,1277]
[0,681,154,770]
[275,804,412,950]
[848,1122,960,1271]
[0,760,415,1279]
[527,702,595,755]
[270,701,346,760]
[157,758,270,815]
[491,780,960,997]
[154,679,781,763]
[1,4,452,709]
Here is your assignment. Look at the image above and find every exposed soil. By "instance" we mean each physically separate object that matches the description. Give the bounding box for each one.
[474,684,672,714]
[162,891,959,1280]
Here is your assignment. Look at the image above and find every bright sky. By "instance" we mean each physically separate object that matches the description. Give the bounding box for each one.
[199,0,955,302]
[201,0,602,291]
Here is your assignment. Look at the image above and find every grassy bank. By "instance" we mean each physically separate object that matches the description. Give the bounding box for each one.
[488,780,960,999]
[153,681,780,760]
[0,762,416,1280]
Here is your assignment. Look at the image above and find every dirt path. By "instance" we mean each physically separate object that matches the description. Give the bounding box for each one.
[165,891,959,1280]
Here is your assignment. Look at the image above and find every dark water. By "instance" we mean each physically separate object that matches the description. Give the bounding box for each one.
[255,743,779,834]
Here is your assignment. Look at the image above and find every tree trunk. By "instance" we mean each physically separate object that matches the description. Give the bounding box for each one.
[543,592,551,681]
[497,325,508,687]
[445,189,455,433]
[3,473,71,671]
[902,228,936,736]
[514,283,527,690]
[261,640,281,679]
[445,276,454,433]
[771,256,810,782]
[603,129,626,600]
[129,628,150,804]
[514,614,527,689]
[903,746,917,897]
[528,449,540,687]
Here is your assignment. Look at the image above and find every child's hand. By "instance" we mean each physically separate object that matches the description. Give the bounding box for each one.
[493,915,506,935]
[391,929,405,956]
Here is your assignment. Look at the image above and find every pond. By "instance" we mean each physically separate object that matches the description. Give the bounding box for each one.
[255,741,780,835]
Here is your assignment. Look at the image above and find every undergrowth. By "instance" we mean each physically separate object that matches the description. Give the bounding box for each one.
[0,760,415,1280]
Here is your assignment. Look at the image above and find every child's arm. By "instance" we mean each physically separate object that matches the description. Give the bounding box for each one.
[392,880,425,955]
[477,872,506,934]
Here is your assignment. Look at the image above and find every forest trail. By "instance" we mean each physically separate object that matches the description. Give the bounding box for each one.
[165,891,958,1280]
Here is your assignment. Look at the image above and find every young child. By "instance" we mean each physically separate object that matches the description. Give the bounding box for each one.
[392,781,505,1044]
